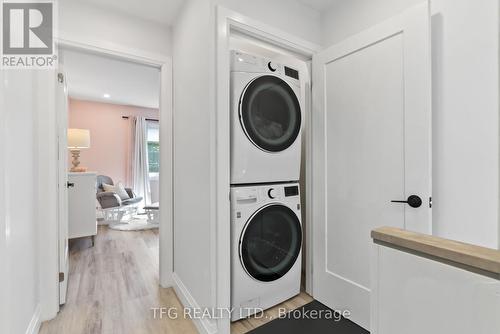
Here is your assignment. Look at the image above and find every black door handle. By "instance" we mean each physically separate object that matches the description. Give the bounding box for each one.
[67,182,75,188]
[391,195,422,208]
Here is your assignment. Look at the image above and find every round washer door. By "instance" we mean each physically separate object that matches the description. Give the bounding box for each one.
[240,75,301,152]
[240,204,302,282]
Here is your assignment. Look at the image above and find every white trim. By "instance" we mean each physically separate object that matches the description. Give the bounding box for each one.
[25,305,41,334]
[57,35,170,67]
[42,37,174,319]
[172,273,217,334]
[159,60,174,287]
[0,57,7,334]
[304,60,314,295]
[214,6,319,334]
[217,8,320,58]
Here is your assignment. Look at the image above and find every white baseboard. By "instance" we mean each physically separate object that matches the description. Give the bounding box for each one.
[172,273,218,334]
[26,304,41,334]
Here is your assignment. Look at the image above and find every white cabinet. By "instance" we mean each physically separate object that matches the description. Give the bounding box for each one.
[371,244,500,334]
[68,172,97,241]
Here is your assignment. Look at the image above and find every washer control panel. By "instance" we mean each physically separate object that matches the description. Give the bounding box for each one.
[233,184,300,205]
[231,183,301,222]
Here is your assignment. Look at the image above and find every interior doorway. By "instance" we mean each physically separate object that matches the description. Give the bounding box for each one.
[221,20,316,334]
[59,44,162,302]
[216,5,431,334]
[48,40,174,320]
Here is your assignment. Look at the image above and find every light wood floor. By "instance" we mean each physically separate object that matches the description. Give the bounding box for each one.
[230,291,314,334]
[40,226,198,334]
[40,225,312,334]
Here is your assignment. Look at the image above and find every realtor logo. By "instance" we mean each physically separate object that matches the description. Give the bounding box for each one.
[2,1,56,68]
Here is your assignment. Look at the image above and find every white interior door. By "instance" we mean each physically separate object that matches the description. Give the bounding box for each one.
[57,71,69,305]
[312,3,431,330]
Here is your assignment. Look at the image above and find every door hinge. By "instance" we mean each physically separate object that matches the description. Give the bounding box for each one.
[57,73,64,83]
[429,196,432,208]
[59,272,65,282]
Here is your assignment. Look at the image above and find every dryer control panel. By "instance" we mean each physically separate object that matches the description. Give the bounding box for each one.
[230,50,300,85]
[284,185,299,197]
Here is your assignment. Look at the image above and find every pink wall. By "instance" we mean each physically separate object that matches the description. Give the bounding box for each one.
[68,99,158,186]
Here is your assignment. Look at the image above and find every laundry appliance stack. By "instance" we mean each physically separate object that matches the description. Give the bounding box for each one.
[229,50,304,321]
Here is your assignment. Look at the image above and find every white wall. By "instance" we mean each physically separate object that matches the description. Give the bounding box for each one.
[171,0,216,332]
[321,0,422,46]
[213,0,322,46]
[1,70,45,333]
[430,0,499,249]
[321,0,500,249]
[58,0,172,58]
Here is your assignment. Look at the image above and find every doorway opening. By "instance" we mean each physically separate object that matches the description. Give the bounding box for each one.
[40,41,179,332]
[227,27,314,334]
[62,44,163,303]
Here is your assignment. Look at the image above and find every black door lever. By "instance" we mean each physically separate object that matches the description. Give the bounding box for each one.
[391,195,422,208]
[67,182,75,188]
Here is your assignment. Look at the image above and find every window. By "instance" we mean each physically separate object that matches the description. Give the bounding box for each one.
[148,141,159,173]
[146,121,159,177]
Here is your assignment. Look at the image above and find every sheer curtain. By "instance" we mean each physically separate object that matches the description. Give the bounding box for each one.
[132,116,151,206]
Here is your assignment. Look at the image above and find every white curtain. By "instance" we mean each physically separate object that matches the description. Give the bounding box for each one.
[132,116,151,206]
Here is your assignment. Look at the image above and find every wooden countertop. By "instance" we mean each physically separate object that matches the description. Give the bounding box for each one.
[371,227,500,275]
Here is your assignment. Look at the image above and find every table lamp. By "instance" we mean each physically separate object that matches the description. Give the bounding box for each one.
[68,128,90,172]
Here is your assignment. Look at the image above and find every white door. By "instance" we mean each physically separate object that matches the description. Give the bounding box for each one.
[57,71,69,305]
[312,3,431,330]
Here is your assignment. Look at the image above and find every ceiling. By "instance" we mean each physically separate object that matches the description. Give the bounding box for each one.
[77,0,185,26]
[75,0,337,26]
[62,48,160,109]
[297,0,338,11]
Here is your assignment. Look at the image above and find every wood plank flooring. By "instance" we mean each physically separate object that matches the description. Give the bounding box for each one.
[40,226,198,334]
[40,225,312,334]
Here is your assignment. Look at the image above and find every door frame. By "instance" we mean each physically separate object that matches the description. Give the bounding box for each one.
[56,64,69,305]
[214,6,320,334]
[43,37,173,318]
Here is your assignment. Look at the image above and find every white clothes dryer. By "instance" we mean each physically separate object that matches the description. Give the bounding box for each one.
[231,50,303,184]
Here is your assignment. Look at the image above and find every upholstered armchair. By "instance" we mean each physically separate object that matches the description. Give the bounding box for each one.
[96,175,143,221]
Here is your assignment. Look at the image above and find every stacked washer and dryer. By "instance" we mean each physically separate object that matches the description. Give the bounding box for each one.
[230,50,304,321]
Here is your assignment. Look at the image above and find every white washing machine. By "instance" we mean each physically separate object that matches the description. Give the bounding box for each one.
[231,182,302,321]
[231,50,303,185]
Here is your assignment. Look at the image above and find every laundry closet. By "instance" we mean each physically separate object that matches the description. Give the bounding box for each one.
[227,33,311,324]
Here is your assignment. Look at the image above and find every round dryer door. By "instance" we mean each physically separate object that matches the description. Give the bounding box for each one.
[240,204,302,282]
[239,75,302,152]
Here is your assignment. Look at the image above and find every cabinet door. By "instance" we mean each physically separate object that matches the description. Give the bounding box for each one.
[68,174,97,239]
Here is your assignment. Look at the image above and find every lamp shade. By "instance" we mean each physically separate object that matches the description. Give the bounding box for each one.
[67,129,90,149]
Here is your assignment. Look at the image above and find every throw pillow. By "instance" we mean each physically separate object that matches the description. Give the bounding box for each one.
[115,182,131,200]
[102,182,130,200]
